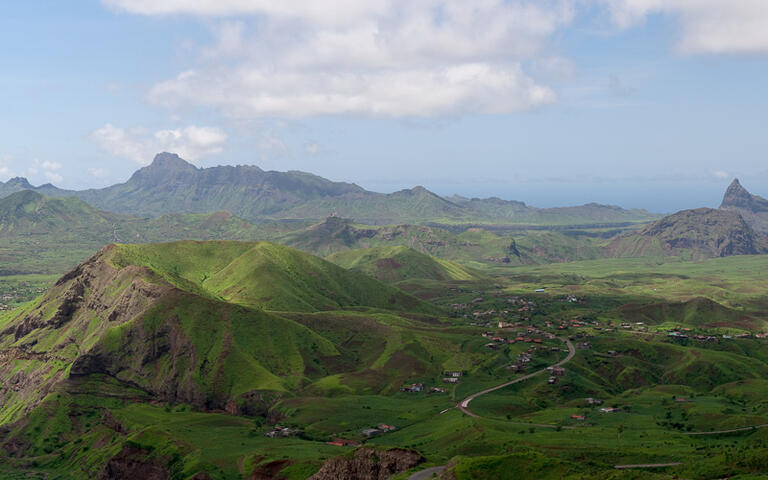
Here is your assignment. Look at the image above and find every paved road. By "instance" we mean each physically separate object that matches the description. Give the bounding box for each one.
[682,423,768,435]
[614,463,682,469]
[458,338,576,418]
[408,465,447,480]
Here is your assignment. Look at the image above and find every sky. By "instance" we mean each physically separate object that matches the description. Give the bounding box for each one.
[1,0,767,212]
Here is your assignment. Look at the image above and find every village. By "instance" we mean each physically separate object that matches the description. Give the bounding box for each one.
[0,281,46,311]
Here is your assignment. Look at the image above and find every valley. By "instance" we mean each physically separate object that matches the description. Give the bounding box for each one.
[2,159,768,479]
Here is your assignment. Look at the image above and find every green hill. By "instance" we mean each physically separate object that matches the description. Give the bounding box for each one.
[0,241,438,423]
[620,297,762,330]
[281,216,605,269]
[327,246,485,283]
[0,190,286,274]
[111,241,437,313]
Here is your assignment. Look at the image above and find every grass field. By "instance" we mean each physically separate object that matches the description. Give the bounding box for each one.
[3,247,768,478]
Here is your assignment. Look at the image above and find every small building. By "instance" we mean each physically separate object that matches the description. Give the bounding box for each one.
[571,415,585,420]
[445,371,463,378]
[585,397,603,406]
[362,428,380,437]
[443,377,460,384]
[547,376,558,384]
[599,407,620,413]
[378,424,397,432]
[400,383,424,393]
[326,438,360,447]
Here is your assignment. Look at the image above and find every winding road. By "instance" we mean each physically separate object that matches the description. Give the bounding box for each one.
[458,338,576,418]
[408,338,576,479]
[682,423,768,435]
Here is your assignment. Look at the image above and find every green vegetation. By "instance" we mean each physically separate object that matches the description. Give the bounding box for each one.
[4,172,768,478]
[327,246,485,284]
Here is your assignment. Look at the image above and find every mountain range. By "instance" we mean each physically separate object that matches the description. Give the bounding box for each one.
[0,152,658,226]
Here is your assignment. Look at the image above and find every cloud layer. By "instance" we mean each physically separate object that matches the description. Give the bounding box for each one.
[106,0,573,118]
[604,0,768,54]
[91,124,227,164]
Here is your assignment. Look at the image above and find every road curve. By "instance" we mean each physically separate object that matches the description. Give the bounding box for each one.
[458,338,575,418]
[408,465,447,480]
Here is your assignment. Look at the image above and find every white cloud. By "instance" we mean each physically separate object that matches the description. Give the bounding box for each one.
[304,142,322,156]
[712,170,730,180]
[41,160,62,171]
[91,123,227,164]
[107,0,572,118]
[603,0,768,54]
[0,154,10,178]
[44,171,64,184]
[255,131,289,158]
[88,167,110,179]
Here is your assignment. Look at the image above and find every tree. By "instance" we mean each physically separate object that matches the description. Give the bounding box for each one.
[617,424,625,440]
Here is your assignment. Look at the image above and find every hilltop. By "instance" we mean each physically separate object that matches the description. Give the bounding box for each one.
[0,152,660,226]
[606,207,768,258]
[110,241,436,313]
[720,178,768,232]
[327,246,485,284]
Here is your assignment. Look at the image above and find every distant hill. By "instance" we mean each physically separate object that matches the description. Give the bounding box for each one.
[0,190,283,274]
[327,246,485,284]
[281,216,604,267]
[606,207,768,258]
[449,196,659,225]
[720,178,768,232]
[620,297,762,330]
[0,191,609,276]
[0,152,660,226]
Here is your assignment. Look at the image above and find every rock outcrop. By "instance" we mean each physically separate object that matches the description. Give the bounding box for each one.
[309,447,424,480]
[606,207,768,258]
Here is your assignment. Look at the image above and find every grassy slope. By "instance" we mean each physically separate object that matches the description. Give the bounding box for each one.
[5,245,768,478]
[111,241,438,314]
[327,246,484,283]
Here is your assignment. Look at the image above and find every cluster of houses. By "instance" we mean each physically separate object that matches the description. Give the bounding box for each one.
[450,294,539,327]
[400,383,446,394]
[0,286,45,311]
[547,365,566,384]
[362,423,397,437]
[264,426,299,438]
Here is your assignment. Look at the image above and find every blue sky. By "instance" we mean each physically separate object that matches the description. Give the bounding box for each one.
[1,1,767,212]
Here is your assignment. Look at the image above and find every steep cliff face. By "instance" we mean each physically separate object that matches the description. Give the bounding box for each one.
[309,447,424,480]
[605,208,768,258]
[721,179,768,213]
[720,179,768,232]
[99,446,171,480]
